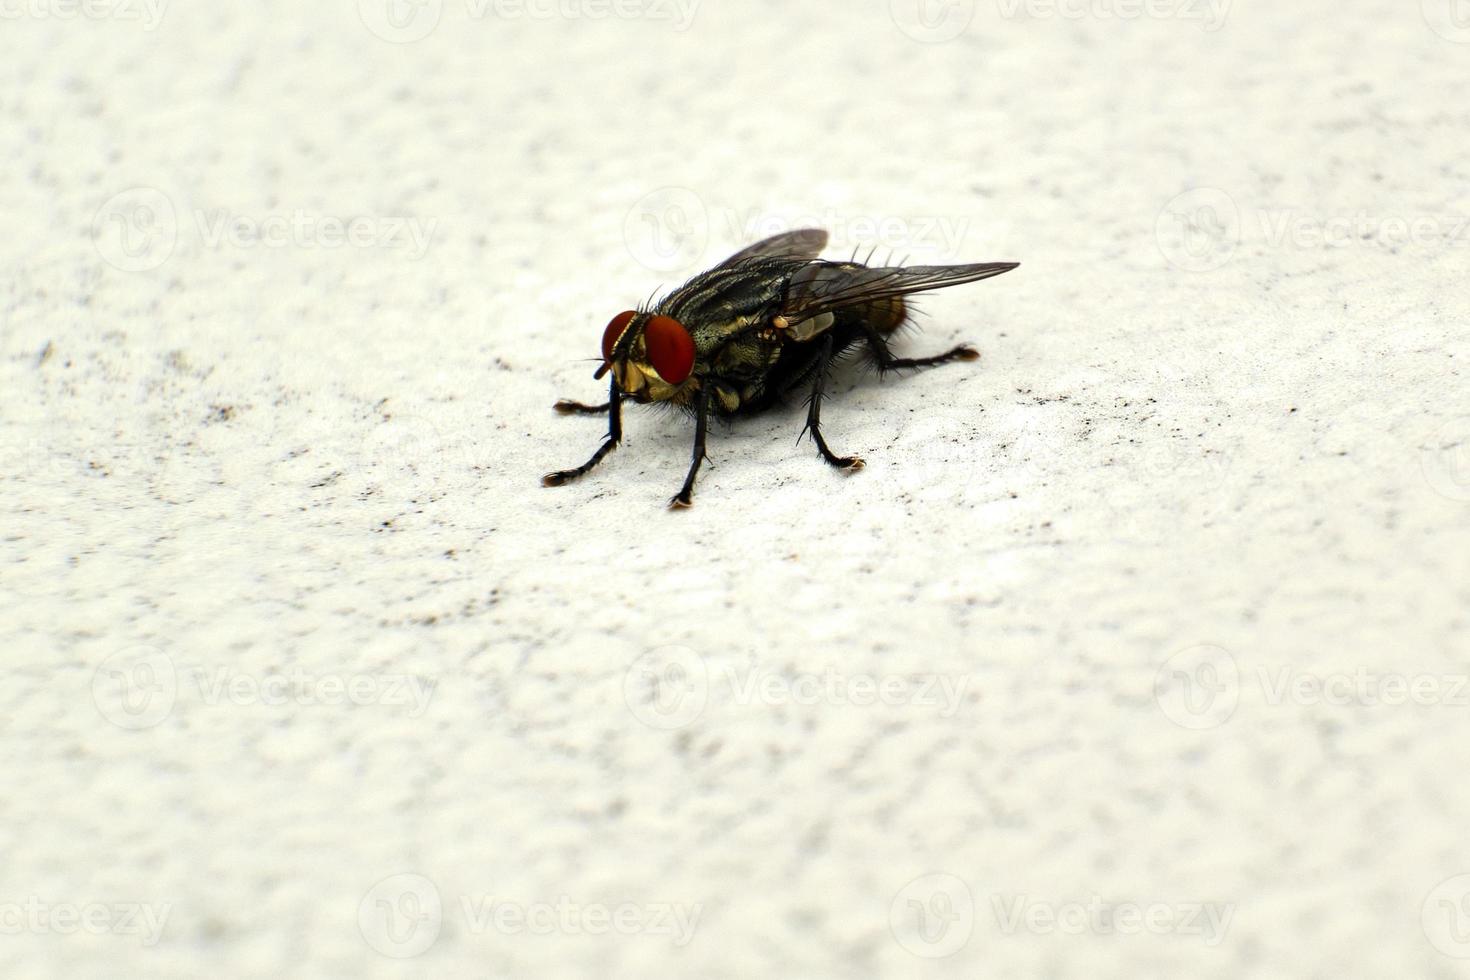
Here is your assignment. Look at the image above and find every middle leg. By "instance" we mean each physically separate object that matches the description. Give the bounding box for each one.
[801,334,864,471]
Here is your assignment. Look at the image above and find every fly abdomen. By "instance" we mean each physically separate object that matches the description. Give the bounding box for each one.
[858,296,907,334]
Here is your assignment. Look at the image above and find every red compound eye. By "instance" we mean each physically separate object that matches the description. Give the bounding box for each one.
[601,310,637,363]
[644,315,695,384]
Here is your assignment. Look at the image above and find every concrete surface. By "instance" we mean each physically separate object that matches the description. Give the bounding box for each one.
[3,0,1469,976]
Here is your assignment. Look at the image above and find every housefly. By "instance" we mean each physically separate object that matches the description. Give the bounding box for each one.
[543,228,1018,508]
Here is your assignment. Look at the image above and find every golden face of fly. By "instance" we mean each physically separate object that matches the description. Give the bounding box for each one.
[598,310,697,402]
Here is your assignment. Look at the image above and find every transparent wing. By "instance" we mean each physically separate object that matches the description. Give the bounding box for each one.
[715,228,829,269]
[781,261,1019,325]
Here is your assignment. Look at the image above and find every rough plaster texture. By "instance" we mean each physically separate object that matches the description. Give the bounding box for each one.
[3,0,1469,976]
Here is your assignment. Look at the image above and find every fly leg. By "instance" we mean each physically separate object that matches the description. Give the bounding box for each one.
[669,387,712,509]
[542,378,623,487]
[801,334,864,471]
[863,327,979,374]
[553,399,611,415]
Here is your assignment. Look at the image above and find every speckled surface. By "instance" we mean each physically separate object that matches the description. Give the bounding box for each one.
[3,1,1469,976]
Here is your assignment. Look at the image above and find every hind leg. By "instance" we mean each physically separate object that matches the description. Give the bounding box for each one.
[863,326,978,373]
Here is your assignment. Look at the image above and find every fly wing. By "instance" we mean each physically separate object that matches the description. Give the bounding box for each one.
[781,261,1019,328]
[714,228,829,269]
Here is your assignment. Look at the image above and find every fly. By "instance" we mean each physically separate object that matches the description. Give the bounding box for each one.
[543,228,1019,508]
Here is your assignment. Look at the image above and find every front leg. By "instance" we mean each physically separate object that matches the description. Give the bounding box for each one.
[669,386,711,509]
[553,399,610,415]
[542,377,623,487]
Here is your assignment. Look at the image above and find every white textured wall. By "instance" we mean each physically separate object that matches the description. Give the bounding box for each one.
[3,0,1469,976]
